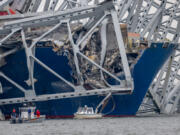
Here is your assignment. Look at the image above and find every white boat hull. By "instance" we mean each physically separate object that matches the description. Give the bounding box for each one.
[74,114,102,119]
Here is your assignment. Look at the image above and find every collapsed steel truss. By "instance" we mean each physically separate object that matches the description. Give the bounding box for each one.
[0,0,180,114]
[0,0,133,105]
[119,0,180,114]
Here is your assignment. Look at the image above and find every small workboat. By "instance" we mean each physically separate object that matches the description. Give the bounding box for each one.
[10,106,45,124]
[74,105,102,119]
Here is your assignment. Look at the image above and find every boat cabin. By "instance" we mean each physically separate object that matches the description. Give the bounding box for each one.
[76,105,95,115]
[19,107,36,119]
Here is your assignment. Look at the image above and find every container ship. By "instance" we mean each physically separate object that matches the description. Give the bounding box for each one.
[0,0,177,118]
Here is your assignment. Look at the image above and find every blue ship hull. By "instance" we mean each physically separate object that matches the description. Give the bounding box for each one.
[0,43,176,118]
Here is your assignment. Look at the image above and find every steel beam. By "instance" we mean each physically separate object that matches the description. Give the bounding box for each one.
[0,87,131,106]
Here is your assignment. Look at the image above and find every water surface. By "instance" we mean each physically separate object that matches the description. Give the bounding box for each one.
[0,115,180,135]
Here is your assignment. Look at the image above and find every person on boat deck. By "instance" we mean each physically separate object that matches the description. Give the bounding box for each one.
[28,109,31,119]
[12,108,16,118]
[36,109,40,118]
